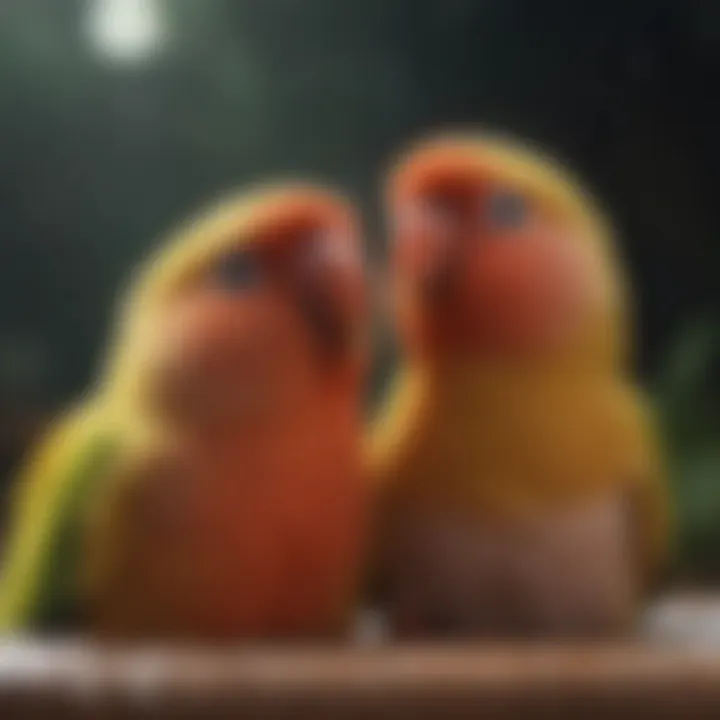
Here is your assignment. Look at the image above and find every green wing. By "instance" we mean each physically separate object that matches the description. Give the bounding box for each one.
[0,403,121,633]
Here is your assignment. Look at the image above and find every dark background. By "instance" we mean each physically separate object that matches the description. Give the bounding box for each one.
[0,0,719,572]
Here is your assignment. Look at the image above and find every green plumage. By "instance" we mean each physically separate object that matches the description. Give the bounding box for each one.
[0,406,121,632]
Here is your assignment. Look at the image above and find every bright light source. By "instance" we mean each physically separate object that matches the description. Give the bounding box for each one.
[86,0,165,64]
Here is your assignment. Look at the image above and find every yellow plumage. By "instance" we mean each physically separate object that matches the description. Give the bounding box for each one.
[371,364,668,578]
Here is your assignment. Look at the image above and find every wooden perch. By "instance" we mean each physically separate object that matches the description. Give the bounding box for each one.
[1,595,719,718]
[1,641,720,719]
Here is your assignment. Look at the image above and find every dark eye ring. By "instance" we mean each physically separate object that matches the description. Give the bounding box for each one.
[211,249,263,291]
[485,190,528,229]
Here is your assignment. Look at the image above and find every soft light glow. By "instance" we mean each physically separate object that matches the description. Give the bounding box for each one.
[86,0,165,64]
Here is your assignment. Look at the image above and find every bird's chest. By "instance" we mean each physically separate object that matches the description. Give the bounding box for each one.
[140,440,364,637]
[384,493,637,638]
[375,375,643,637]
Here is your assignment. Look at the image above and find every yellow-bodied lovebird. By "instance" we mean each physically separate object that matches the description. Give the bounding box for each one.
[369,133,670,638]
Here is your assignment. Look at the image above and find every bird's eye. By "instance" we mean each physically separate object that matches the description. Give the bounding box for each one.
[211,249,263,291]
[485,190,528,230]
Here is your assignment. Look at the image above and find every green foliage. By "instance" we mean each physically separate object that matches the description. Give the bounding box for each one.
[654,319,720,578]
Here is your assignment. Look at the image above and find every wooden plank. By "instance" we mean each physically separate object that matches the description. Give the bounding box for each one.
[2,595,720,718]
[1,641,720,718]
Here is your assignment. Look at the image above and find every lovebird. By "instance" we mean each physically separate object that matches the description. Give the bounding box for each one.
[1,184,369,640]
[369,133,670,638]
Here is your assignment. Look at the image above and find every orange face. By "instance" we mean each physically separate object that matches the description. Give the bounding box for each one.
[142,191,366,434]
[389,143,609,360]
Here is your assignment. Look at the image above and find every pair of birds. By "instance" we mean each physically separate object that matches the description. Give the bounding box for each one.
[0,132,669,641]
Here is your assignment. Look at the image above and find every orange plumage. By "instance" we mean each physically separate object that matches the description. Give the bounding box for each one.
[83,185,369,639]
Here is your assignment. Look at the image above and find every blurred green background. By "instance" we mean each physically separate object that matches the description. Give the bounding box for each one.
[0,0,719,578]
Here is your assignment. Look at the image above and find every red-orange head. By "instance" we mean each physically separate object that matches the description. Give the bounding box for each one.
[110,184,368,433]
[387,133,628,369]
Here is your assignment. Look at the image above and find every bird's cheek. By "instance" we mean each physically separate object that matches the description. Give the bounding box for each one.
[459,238,598,350]
[168,296,294,391]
